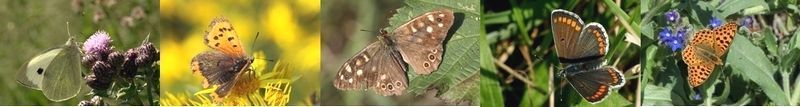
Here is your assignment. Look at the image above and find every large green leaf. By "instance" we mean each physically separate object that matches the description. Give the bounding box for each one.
[387,0,481,104]
[727,35,788,105]
[716,0,767,17]
[479,11,503,107]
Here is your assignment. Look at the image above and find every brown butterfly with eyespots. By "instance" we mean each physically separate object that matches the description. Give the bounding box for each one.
[333,9,454,96]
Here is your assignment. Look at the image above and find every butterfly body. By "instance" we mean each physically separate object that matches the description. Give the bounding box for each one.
[551,9,625,104]
[191,17,255,99]
[682,22,738,88]
[333,9,454,96]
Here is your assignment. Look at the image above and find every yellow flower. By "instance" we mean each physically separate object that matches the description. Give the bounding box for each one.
[160,57,293,106]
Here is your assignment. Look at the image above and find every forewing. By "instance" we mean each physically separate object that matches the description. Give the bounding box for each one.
[17,47,62,90]
[551,9,588,61]
[204,17,247,58]
[712,22,738,56]
[391,9,454,75]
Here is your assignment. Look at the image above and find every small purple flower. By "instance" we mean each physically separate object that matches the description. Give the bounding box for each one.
[659,27,672,40]
[665,10,680,23]
[658,27,686,52]
[742,16,754,28]
[83,31,112,55]
[709,17,722,28]
[674,27,688,49]
[692,90,703,101]
[676,27,688,39]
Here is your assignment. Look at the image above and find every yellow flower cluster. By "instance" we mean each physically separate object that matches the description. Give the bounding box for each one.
[159,0,318,106]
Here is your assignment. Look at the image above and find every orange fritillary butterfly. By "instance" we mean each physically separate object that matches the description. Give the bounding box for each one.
[681,22,738,88]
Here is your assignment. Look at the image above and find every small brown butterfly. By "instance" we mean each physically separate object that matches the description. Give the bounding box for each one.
[682,22,738,88]
[551,9,625,104]
[190,16,257,100]
[333,9,454,96]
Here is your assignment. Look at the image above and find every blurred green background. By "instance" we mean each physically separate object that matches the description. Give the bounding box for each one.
[158,0,319,106]
[321,0,480,105]
[481,0,640,106]
[0,0,158,105]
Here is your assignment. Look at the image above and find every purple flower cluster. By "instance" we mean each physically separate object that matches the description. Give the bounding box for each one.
[658,10,689,52]
[81,30,159,90]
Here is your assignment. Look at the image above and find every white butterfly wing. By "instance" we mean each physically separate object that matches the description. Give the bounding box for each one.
[41,40,84,102]
[16,47,62,90]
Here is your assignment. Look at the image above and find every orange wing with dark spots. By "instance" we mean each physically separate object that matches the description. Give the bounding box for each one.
[204,17,247,58]
[682,22,738,88]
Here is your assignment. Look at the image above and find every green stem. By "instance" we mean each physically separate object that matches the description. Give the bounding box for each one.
[508,0,532,45]
[791,73,800,105]
[603,0,641,36]
[145,66,155,105]
[130,81,144,105]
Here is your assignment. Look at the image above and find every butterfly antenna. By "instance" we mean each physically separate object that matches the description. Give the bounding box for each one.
[65,21,77,41]
[250,32,259,52]
[249,32,275,62]
[256,58,276,62]
[65,21,71,37]
[64,21,79,46]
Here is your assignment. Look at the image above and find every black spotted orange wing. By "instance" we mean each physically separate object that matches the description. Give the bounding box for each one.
[682,22,738,88]
[203,17,247,58]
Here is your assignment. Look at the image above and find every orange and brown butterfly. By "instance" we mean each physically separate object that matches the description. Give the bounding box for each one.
[681,21,738,88]
[190,16,259,102]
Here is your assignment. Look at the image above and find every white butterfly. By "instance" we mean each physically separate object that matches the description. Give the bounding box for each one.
[16,36,87,102]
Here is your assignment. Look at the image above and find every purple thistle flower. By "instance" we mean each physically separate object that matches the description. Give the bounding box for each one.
[665,10,680,23]
[83,30,112,56]
[709,17,722,28]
